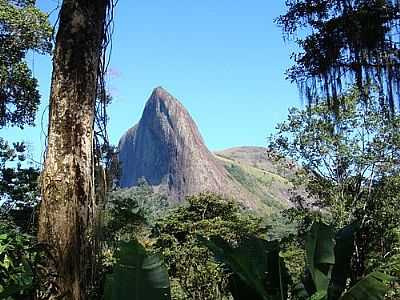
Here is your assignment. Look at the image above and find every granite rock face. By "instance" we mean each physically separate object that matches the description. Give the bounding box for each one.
[118,87,247,204]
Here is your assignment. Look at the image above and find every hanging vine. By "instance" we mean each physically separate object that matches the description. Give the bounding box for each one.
[277,0,400,111]
[90,0,119,296]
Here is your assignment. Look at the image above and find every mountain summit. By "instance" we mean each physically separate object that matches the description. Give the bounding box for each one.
[118,87,292,212]
[118,87,245,203]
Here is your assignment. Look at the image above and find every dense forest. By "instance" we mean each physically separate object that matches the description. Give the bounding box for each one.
[0,1,399,300]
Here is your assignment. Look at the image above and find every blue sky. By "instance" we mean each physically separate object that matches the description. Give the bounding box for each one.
[3,0,301,163]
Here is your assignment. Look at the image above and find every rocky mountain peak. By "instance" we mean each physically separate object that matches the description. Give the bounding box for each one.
[118,87,293,211]
[118,87,241,203]
[146,86,185,110]
[151,86,171,99]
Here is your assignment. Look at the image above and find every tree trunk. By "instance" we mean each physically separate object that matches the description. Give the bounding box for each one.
[38,1,108,299]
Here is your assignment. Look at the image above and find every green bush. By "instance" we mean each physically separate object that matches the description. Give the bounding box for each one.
[0,220,42,299]
[102,180,169,245]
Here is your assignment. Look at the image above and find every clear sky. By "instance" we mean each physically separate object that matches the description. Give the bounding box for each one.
[3,0,302,163]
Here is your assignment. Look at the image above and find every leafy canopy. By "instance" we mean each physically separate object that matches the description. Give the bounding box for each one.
[269,89,400,297]
[0,0,52,128]
[269,88,400,226]
[152,192,263,300]
[0,0,50,230]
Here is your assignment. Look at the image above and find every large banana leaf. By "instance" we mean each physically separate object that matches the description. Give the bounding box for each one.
[328,223,358,300]
[198,235,289,300]
[304,222,392,300]
[105,240,171,300]
[305,222,336,293]
[339,272,393,300]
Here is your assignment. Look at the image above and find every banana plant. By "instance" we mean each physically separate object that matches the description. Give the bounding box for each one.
[198,235,289,300]
[297,222,394,300]
[104,239,171,300]
[200,222,394,300]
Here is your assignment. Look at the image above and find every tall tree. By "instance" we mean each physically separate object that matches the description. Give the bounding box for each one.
[269,90,400,294]
[277,0,400,109]
[37,1,110,299]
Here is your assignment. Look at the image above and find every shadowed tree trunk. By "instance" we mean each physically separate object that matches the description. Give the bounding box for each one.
[38,1,108,299]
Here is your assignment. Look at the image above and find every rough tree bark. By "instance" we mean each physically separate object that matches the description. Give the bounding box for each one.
[38,1,108,299]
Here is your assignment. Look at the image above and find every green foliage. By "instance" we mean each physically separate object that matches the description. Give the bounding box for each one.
[262,212,297,242]
[280,241,305,291]
[368,227,400,299]
[305,222,335,293]
[300,222,357,299]
[97,182,170,299]
[339,272,393,300]
[199,235,290,300]
[105,239,171,300]
[0,0,50,237]
[0,1,48,292]
[200,221,393,300]
[152,192,263,300]
[329,223,358,299]
[103,180,169,244]
[0,219,42,299]
[270,89,400,281]
[0,138,39,233]
[298,222,394,300]
[271,89,400,225]
[0,0,52,128]
[0,138,39,207]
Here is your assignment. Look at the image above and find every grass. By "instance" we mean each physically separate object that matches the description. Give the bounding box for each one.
[215,154,290,214]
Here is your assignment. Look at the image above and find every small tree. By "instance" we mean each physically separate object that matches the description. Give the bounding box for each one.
[152,193,263,300]
[0,0,51,232]
[270,88,400,224]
